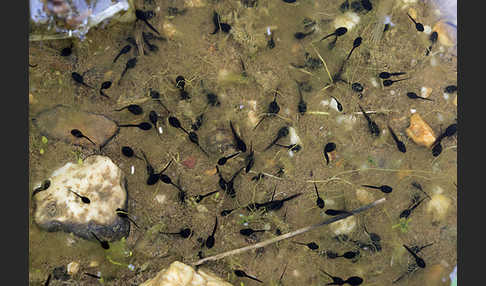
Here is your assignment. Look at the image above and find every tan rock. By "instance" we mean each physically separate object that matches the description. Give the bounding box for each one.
[421,86,433,98]
[32,105,119,149]
[330,216,356,235]
[163,22,178,38]
[433,21,456,47]
[356,188,375,204]
[405,113,437,148]
[67,261,80,275]
[140,261,233,286]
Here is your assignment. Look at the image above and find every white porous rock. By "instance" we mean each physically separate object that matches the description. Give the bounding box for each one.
[330,216,356,235]
[33,155,129,240]
[427,194,451,223]
[333,12,360,31]
[140,261,233,286]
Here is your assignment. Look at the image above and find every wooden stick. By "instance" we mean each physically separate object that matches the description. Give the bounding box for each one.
[191,198,386,266]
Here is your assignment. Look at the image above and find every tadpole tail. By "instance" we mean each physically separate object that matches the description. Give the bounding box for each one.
[143,19,160,35]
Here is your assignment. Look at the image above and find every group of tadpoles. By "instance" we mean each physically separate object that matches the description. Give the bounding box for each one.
[34,2,460,285]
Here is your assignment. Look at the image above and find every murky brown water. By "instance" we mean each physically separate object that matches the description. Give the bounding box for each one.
[29,0,457,285]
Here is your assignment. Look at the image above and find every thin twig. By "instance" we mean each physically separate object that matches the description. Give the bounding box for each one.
[191,198,386,266]
[311,45,333,83]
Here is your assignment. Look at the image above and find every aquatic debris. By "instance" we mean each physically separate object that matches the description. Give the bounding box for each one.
[405,113,437,148]
[426,193,451,223]
[392,217,412,233]
[32,155,129,241]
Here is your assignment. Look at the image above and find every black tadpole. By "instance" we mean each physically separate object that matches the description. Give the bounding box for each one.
[118,122,152,130]
[160,228,192,238]
[205,216,218,249]
[120,58,137,82]
[264,126,289,151]
[406,92,433,101]
[71,72,94,89]
[99,81,112,98]
[234,270,263,283]
[319,27,347,41]
[294,30,315,40]
[325,209,352,216]
[245,142,255,173]
[403,244,426,268]
[116,208,140,229]
[379,71,407,79]
[168,116,190,134]
[296,81,307,115]
[60,43,73,57]
[358,104,380,136]
[292,241,319,250]
[239,228,266,236]
[407,13,424,32]
[314,183,325,209]
[121,146,143,160]
[387,125,407,153]
[254,89,281,130]
[194,190,219,203]
[90,232,109,249]
[70,129,96,145]
[362,184,393,194]
[135,9,160,35]
[217,151,241,166]
[345,36,362,61]
[383,77,410,87]
[229,121,247,152]
[113,45,131,63]
[324,142,336,165]
[114,104,143,115]
[68,189,90,204]
[32,180,51,197]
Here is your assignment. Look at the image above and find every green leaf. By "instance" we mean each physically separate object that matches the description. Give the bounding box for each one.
[39,148,44,155]
[41,136,48,144]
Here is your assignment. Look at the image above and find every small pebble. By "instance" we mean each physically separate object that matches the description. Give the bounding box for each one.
[443,93,449,100]
[421,86,432,98]
[181,156,197,169]
[390,90,395,95]
[130,165,135,175]
[67,262,80,275]
[155,194,167,204]
[423,25,432,34]
[370,78,378,87]
[430,56,438,66]
[410,109,417,114]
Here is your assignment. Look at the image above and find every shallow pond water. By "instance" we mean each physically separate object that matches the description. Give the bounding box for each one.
[29,0,457,285]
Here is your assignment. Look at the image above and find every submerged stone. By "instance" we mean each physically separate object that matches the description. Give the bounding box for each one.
[32,105,119,148]
[405,113,437,148]
[140,261,233,286]
[32,155,129,241]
